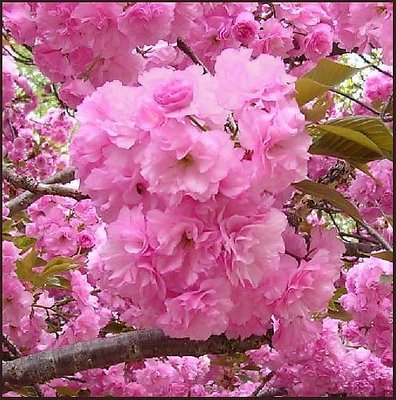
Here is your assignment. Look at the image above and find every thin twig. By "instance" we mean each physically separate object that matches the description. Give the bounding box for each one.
[186,115,207,131]
[381,93,393,121]
[2,334,21,359]
[358,54,393,78]
[176,37,209,74]
[330,88,381,116]
[51,84,76,117]
[355,219,393,252]
[251,371,275,396]
[337,232,381,245]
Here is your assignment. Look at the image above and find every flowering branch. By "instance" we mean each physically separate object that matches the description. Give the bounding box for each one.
[4,167,79,216]
[2,329,273,387]
[176,37,209,74]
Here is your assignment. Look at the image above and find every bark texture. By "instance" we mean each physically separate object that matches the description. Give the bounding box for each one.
[4,167,81,216]
[2,329,273,387]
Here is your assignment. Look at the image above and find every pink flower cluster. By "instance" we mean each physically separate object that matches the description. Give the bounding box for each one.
[2,241,54,354]
[3,3,392,108]
[353,68,393,116]
[2,56,73,186]
[340,258,393,367]
[348,159,393,223]
[26,195,101,259]
[249,317,393,397]
[70,47,350,343]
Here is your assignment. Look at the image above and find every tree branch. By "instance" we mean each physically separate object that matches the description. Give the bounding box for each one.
[3,167,88,203]
[4,167,78,216]
[176,37,209,74]
[355,219,393,252]
[2,334,43,397]
[2,329,273,387]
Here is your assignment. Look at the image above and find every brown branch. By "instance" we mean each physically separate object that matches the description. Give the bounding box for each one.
[355,219,393,252]
[2,334,43,397]
[4,167,79,216]
[2,329,273,387]
[251,371,275,396]
[258,387,288,397]
[3,167,88,203]
[343,242,382,257]
[176,37,209,74]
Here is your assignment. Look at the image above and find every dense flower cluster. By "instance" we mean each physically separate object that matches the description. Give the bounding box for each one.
[249,317,393,397]
[2,55,73,189]
[26,195,101,259]
[70,47,328,341]
[3,2,392,107]
[340,258,393,367]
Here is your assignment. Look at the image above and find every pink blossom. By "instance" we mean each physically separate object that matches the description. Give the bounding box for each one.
[253,19,294,57]
[3,3,37,46]
[231,12,259,43]
[153,78,193,112]
[221,208,287,288]
[304,23,334,61]
[118,3,175,47]
[158,278,233,340]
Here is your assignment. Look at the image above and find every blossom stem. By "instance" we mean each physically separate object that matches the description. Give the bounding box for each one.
[176,37,210,74]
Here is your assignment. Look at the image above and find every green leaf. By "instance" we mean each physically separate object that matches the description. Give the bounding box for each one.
[15,249,38,281]
[13,386,40,397]
[292,180,362,220]
[325,116,393,159]
[295,59,362,106]
[41,257,78,278]
[370,251,393,262]
[55,386,78,397]
[13,235,37,253]
[44,276,71,290]
[308,124,384,163]
[327,307,353,322]
[2,220,14,235]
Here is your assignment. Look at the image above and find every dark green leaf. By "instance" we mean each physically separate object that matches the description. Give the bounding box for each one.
[308,124,384,163]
